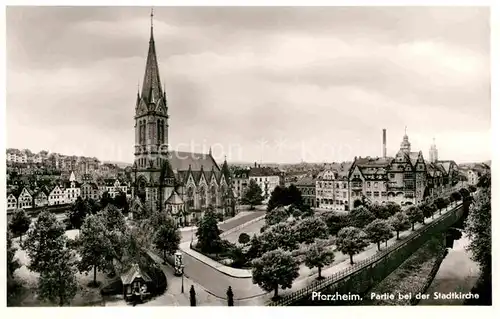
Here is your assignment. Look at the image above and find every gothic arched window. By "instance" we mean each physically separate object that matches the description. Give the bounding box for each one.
[199,186,206,208]
[187,187,194,208]
[210,185,217,205]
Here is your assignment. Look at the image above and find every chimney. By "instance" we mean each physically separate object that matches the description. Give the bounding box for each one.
[382,129,387,158]
[254,162,257,168]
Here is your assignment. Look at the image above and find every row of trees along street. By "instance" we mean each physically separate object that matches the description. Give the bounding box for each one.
[190,182,475,300]
[250,185,474,299]
[7,190,182,306]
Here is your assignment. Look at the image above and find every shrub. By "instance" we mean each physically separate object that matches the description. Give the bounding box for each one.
[238,233,251,245]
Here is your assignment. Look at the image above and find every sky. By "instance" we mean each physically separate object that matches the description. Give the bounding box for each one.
[6,6,490,164]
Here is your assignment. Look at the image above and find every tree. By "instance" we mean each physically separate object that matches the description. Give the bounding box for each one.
[260,222,298,252]
[304,239,335,279]
[7,231,20,298]
[385,202,402,217]
[76,214,115,286]
[265,206,290,226]
[113,191,129,215]
[293,216,328,244]
[69,197,89,230]
[246,235,263,261]
[364,219,393,251]
[465,185,491,304]
[37,246,78,306]
[451,191,462,205]
[227,286,234,306]
[468,185,477,193]
[241,179,264,210]
[389,212,411,240]
[100,191,112,209]
[369,203,389,219]
[100,204,126,233]
[350,206,376,229]
[321,213,350,236]
[420,203,434,220]
[406,206,424,230]
[459,188,471,201]
[251,249,300,299]
[238,233,251,245]
[434,197,446,214]
[267,186,287,212]
[335,227,369,265]
[153,217,181,263]
[189,285,196,306]
[443,198,451,210]
[477,173,491,188]
[196,211,222,253]
[8,209,31,243]
[286,185,304,209]
[24,211,66,273]
[353,199,363,208]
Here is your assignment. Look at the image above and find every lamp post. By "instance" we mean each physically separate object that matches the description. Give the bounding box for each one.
[181,264,185,293]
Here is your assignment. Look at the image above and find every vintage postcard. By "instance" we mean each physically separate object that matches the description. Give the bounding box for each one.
[5,5,492,309]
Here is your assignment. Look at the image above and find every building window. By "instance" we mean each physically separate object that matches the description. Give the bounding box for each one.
[366,191,372,196]
[367,182,371,187]
[374,182,378,188]
[374,191,380,197]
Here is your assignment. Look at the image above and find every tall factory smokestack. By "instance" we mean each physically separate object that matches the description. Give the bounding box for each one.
[382,129,387,158]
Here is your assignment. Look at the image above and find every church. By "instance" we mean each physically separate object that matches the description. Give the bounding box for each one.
[131,13,235,225]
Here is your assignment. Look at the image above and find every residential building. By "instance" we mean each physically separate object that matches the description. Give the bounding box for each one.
[17,187,33,209]
[316,168,336,209]
[48,185,65,206]
[6,192,18,211]
[248,163,281,200]
[62,171,80,204]
[81,181,100,200]
[333,163,351,211]
[33,188,49,207]
[101,179,128,198]
[295,176,316,208]
[232,168,250,199]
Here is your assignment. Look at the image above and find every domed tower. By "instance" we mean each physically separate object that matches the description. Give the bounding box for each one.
[132,9,173,210]
[429,138,438,163]
[400,126,411,154]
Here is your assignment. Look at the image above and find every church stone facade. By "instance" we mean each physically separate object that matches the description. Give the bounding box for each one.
[131,18,235,225]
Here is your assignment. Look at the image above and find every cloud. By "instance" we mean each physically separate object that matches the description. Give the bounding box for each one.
[6,6,490,164]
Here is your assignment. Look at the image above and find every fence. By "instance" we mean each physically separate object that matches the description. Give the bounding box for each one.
[268,202,464,306]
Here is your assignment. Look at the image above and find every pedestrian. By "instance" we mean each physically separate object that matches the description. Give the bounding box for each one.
[189,285,196,306]
[227,286,234,306]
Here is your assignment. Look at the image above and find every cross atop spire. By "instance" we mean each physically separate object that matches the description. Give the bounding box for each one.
[150,7,154,37]
[405,126,407,135]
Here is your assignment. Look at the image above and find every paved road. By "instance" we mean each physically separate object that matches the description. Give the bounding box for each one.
[179,210,266,243]
[174,209,267,301]
[182,252,266,300]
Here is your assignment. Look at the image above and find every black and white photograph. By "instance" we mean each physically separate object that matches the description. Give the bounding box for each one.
[4,4,492,309]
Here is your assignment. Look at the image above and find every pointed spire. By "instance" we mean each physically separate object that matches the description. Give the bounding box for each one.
[209,146,212,156]
[141,8,162,104]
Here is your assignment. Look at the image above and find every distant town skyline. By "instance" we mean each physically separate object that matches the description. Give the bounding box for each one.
[7,7,490,164]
